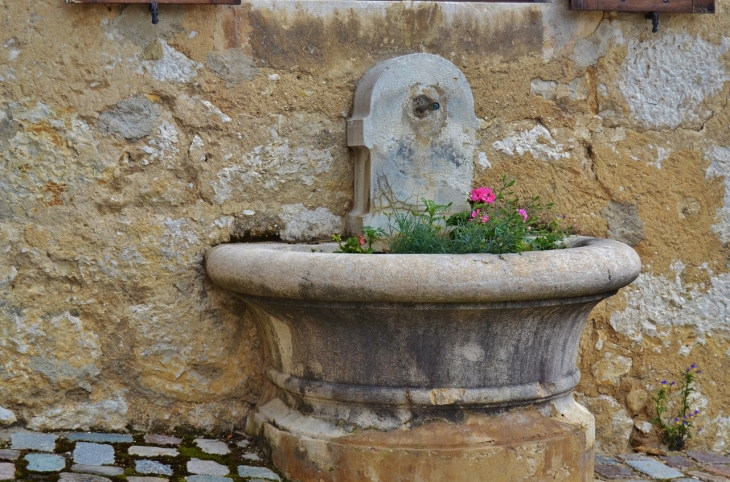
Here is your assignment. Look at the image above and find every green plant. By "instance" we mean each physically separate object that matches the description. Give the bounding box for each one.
[332,226,385,253]
[387,176,569,254]
[651,364,702,450]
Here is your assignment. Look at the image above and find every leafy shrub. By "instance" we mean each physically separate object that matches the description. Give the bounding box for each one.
[335,177,570,254]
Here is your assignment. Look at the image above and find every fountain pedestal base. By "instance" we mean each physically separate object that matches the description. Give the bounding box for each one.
[248,397,595,482]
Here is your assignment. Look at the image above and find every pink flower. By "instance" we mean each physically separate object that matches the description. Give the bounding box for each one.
[518,209,528,222]
[470,209,481,220]
[359,235,365,245]
[480,214,490,223]
[470,187,496,204]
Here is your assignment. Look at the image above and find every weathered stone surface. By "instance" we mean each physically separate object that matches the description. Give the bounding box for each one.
[242,453,261,462]
[0,449,20,461]
[237,466,281,481]
[144,434,181,446]
[580,395,633,454]
[0,0,729,458]
[206,49,258,84]
[705,465,730,478]
[617,33,729,130]
[59,473,112,482]
[25,453,66,472]
[688,471,730,482]
[594,463,639,479]
[72,465,125,476]
[595,454,621,466]
[626,389,649,415]
[0,463,14,481]
[73,442,115,466]
[129,446,178,457]
[186,476,230,482]
[67,433,134,444]
[624,458,684,479]
[193,439,229,455]
[687,451,730,465]
[252,410,593,482]
[11,433,57,451]
[187,458,228,476]
[601,202,645,247]
[591,352,632,385]
[660,455,696,469]
[0,407,16,426]
[98,95,162,141]
[346,53,479,233]
[127,478,169,482]
[135,460,173,476]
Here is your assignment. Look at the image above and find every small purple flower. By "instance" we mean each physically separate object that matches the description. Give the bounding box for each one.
[670,381,676,386]
[661,380,668,385]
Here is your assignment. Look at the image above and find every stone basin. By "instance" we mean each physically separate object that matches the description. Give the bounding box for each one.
[205,236,641,482]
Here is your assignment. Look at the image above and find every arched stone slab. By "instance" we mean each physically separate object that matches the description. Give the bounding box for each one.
[347,53,480,234]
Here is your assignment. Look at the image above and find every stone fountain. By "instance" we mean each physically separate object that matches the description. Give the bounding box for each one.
[205,54,641,482]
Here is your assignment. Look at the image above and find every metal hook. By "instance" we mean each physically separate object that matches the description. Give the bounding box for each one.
[150,2,159,25]
[646,12,659,33]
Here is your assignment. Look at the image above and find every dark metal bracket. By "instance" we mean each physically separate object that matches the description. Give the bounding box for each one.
[150,2,159,24]
[646,12,660,32]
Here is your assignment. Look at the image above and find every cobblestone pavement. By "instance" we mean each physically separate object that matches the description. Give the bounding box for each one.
[595,452,730,481]
[4,428,730,481]
[0,429,282,481]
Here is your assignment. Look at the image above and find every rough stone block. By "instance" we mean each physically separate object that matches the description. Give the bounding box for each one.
[129,446,179,457]
[0,462,15,481]
[242,453,260,461]
[72,464,125,476]
[705,465,730,478]
[660,455,696,469]
[185,476,230,482]
[237,466,281,481]
[594,463,639,479]
[618,453,651,461]
[66,433,134,444]
[194,439,230,455]
[601,201,645,247]
[0,407,16,426]
[0,449,20,461]
[687,452,730,465]
[595,454,621,466]
[73,442,115,466]
[59,473,113,482]
[135,460,173,476]
[687,471,730,482]
[624,458,684,479]
[98,96,161,141]
[25,453,67,472]
[11,432,57,451]
[346,53,479,233]
[187,458,228,476]
[144,435,181,446]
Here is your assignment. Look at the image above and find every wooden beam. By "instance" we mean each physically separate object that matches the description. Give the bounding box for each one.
[570,0,713,12]
[67,0,240,4]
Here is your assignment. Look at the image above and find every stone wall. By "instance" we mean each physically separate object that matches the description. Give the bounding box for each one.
[1,0,729,453]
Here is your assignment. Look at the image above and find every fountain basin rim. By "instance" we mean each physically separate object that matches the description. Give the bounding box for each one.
[205,235,641,303]
[266,367,580,408]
